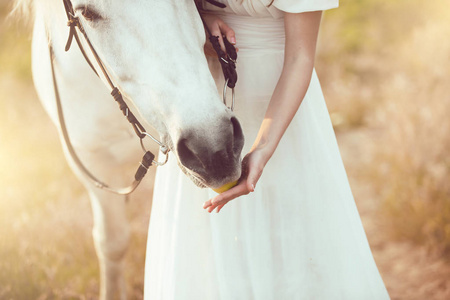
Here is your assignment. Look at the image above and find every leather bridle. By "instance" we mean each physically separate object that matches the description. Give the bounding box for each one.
[200,0,238,109]
[49,0,237,195]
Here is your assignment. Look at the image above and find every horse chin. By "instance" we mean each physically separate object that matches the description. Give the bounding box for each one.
[176,161,242,190]
[177,161,208,188]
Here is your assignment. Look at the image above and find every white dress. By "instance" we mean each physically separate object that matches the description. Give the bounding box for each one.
[144,1,390,299]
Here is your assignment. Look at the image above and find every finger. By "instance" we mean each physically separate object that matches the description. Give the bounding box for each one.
[208,199,228,213]
[246,166,263,192]
[219,22,236,45]
[216,204,226,213]
[203,199,212,209]
[207,193,228,212]
[218,35,226,54]
[210,27,226,53]
[211,182,249,206]
[203,43,218,58]
[207,182,251,213]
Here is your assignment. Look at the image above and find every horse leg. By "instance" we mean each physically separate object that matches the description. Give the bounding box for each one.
[61,144,137,300]
[88,188,130,300]
[31,15,137,298]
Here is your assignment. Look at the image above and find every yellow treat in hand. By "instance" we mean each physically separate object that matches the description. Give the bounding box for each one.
[212,180,238,194]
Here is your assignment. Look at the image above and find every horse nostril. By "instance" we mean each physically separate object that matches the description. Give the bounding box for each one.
[177,138,204,173]
[230,117,245,157]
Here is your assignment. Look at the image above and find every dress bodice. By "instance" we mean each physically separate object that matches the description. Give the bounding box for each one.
[202,0,284,19]
[201,0,339,19]
[200,0,339,51]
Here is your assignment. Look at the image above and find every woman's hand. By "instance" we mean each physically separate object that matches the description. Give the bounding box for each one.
[200,13,237,57]
[203,147,270,213]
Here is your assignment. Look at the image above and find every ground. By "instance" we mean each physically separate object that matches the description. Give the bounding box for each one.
[338,129,450,300]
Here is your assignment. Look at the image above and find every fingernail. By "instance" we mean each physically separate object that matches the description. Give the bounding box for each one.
[251,184,255,192]
[230,37,236,44]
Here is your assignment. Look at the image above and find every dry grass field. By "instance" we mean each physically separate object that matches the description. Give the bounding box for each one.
[319,0,450,254]
[1,0,449,299]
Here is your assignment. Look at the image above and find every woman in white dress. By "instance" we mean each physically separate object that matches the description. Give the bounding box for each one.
[144,0,390,299]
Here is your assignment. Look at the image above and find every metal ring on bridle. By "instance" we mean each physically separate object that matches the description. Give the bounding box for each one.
[223,78,235,111]
[139,132,170,166]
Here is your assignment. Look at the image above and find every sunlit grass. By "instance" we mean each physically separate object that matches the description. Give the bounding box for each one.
[318,0,446,129]
[318,0,450,256]
[368,6,450,255]
[0,73,95,296]
[0,74,152,298]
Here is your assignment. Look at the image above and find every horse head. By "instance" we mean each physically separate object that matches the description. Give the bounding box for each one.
[47,0,245,189]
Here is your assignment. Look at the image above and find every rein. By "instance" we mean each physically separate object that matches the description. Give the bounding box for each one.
[49,45,158,195]
[49,0,237,195]
[201,0,238,110]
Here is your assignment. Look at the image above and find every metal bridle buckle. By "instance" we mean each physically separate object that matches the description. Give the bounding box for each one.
[139,132,170,166]
[223,78,235,111]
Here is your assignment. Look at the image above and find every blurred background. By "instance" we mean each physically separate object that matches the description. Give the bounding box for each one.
[0,0,449,299]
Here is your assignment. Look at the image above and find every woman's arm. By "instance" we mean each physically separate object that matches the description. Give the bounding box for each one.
[204,11,323,213]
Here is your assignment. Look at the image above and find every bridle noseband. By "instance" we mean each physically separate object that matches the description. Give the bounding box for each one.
[49,0,237,195]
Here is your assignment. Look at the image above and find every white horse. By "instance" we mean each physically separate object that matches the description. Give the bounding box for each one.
[17,0,244,298]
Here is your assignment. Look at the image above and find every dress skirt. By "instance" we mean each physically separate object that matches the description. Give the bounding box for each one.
[144,12,389,300]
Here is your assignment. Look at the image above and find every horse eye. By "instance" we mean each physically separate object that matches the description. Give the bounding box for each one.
[79,7,103,22]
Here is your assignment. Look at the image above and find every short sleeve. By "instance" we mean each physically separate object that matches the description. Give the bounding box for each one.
[271,0,338,13]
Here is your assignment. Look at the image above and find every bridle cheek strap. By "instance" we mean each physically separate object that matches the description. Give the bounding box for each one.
[65,19,77,51]
[49,45,155,195]
[48,0,169,195]
[62,0,164,150]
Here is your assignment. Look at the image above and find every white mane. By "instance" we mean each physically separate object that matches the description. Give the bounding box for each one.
[11,0,33,19]
[12,0,59,21]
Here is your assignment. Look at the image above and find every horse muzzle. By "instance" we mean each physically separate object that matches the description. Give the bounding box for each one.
[176,116,244,188]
